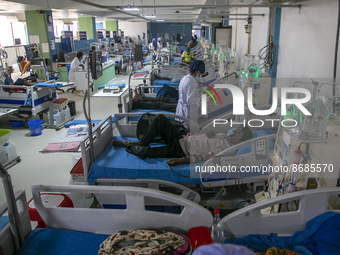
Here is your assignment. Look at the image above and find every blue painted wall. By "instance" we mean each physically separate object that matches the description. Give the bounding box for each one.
[268,7,282,103]
[204,26,209,40]
[92,17,97,40]
[211,23,216,43]
[45,10,57,61]
[150,22,192,46]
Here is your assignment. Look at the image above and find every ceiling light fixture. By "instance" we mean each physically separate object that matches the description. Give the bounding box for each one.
[156,20,164,22]
[79,14,83,16]
[144,15,156,19]
[123,5,140,11]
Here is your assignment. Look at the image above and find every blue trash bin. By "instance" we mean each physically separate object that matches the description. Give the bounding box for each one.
[27,120,42,136]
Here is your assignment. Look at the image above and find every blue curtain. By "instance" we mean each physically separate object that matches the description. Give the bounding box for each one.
[61,37,72,52]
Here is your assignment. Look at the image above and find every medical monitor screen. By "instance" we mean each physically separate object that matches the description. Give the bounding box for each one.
[134,45,143,62]
[90,51,102,80]
[24,44,39,61]
[115,37,122,44]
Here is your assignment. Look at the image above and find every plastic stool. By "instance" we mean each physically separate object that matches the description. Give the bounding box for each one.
[27,193,74,228]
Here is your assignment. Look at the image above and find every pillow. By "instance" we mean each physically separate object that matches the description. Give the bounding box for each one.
[226,129,275,156]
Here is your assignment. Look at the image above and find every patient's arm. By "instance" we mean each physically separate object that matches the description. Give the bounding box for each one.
[166,154,211,166]
[166,157,190,166]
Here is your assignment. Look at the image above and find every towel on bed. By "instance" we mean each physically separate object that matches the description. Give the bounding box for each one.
[226,212,340,255]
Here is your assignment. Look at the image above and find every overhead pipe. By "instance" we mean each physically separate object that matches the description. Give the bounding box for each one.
[70,0,150,21]
[111,4,301,9]
[209,13,265,16]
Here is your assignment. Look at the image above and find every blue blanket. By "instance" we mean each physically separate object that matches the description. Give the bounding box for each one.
[34,83,63,87]
[17,228,108,255]
[98,84,125,90]
[226,212,340,255]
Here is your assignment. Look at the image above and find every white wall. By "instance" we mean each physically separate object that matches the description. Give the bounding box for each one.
[229,7,269,70]
[118,21,148,42]
[230,1,340,96]
[278,0,338,80]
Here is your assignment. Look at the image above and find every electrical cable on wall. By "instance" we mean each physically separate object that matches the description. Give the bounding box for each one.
[258,35,276,70]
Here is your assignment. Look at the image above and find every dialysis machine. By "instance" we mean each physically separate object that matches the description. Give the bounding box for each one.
[265,81,340,213]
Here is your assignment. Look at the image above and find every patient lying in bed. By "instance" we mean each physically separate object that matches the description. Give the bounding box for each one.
[131,86,178,112]
[112,114,253,166]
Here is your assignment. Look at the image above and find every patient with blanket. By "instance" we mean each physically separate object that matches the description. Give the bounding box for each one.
[131,86,178,112]
[112,114,252,166]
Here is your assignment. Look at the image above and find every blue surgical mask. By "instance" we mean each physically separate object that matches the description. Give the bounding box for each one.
[195,76,201,82]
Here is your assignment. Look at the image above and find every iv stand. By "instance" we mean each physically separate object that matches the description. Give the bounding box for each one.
[83,57,94,163]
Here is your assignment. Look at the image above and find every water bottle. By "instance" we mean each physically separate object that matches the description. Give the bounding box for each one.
[3,139,17,162]
[62,105,71,122]
[50,110,62,125]
[211,209,224,243]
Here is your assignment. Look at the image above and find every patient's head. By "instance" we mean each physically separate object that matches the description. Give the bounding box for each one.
[17,56,24,63]
[228,126,253,144]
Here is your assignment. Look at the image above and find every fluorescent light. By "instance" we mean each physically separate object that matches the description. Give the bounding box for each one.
[156,20,164,22]
[123,7,139,11]
[79,14,83,16]
[144,15,156,19]
[7,16,18,22]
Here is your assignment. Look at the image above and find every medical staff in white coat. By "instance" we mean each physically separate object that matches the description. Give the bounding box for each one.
[175,60,206,123]
[68,51,85,82]
[148,38,161,61]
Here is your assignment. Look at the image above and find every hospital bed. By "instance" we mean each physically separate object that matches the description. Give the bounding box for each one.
[220,187,340,238]
[123,72,237,115]
[1,176,339,254]
[0,185,213,255]
[79,114,276,191]
[0,84,55,121]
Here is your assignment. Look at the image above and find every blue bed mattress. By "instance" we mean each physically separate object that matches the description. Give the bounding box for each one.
[87,130,275,185]
[88,136,202,185]
[16,228,108,255]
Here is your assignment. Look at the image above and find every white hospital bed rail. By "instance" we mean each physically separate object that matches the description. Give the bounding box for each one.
[114,112,200,136]
[32,184,213,234]
[123,85,179,113]
[201,134,276,187]
[96,179,201,203]
[220,187,340,239]
[0,190,31,255]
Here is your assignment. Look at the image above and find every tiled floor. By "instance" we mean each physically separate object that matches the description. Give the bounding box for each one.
[0,66,151,206]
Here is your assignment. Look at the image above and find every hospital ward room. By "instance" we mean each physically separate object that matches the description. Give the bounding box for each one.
[1,0,340,254]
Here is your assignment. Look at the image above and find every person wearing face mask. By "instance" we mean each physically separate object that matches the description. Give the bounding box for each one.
[68,51,84,82]
[175,60,205,123]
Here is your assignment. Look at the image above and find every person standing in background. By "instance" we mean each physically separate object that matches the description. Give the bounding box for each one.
[68,51,84,82]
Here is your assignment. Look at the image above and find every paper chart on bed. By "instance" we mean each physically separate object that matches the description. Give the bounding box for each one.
[132,73,149,80]
[39,127,86,153]
[41,141,80,153]
[93,84,129,97]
